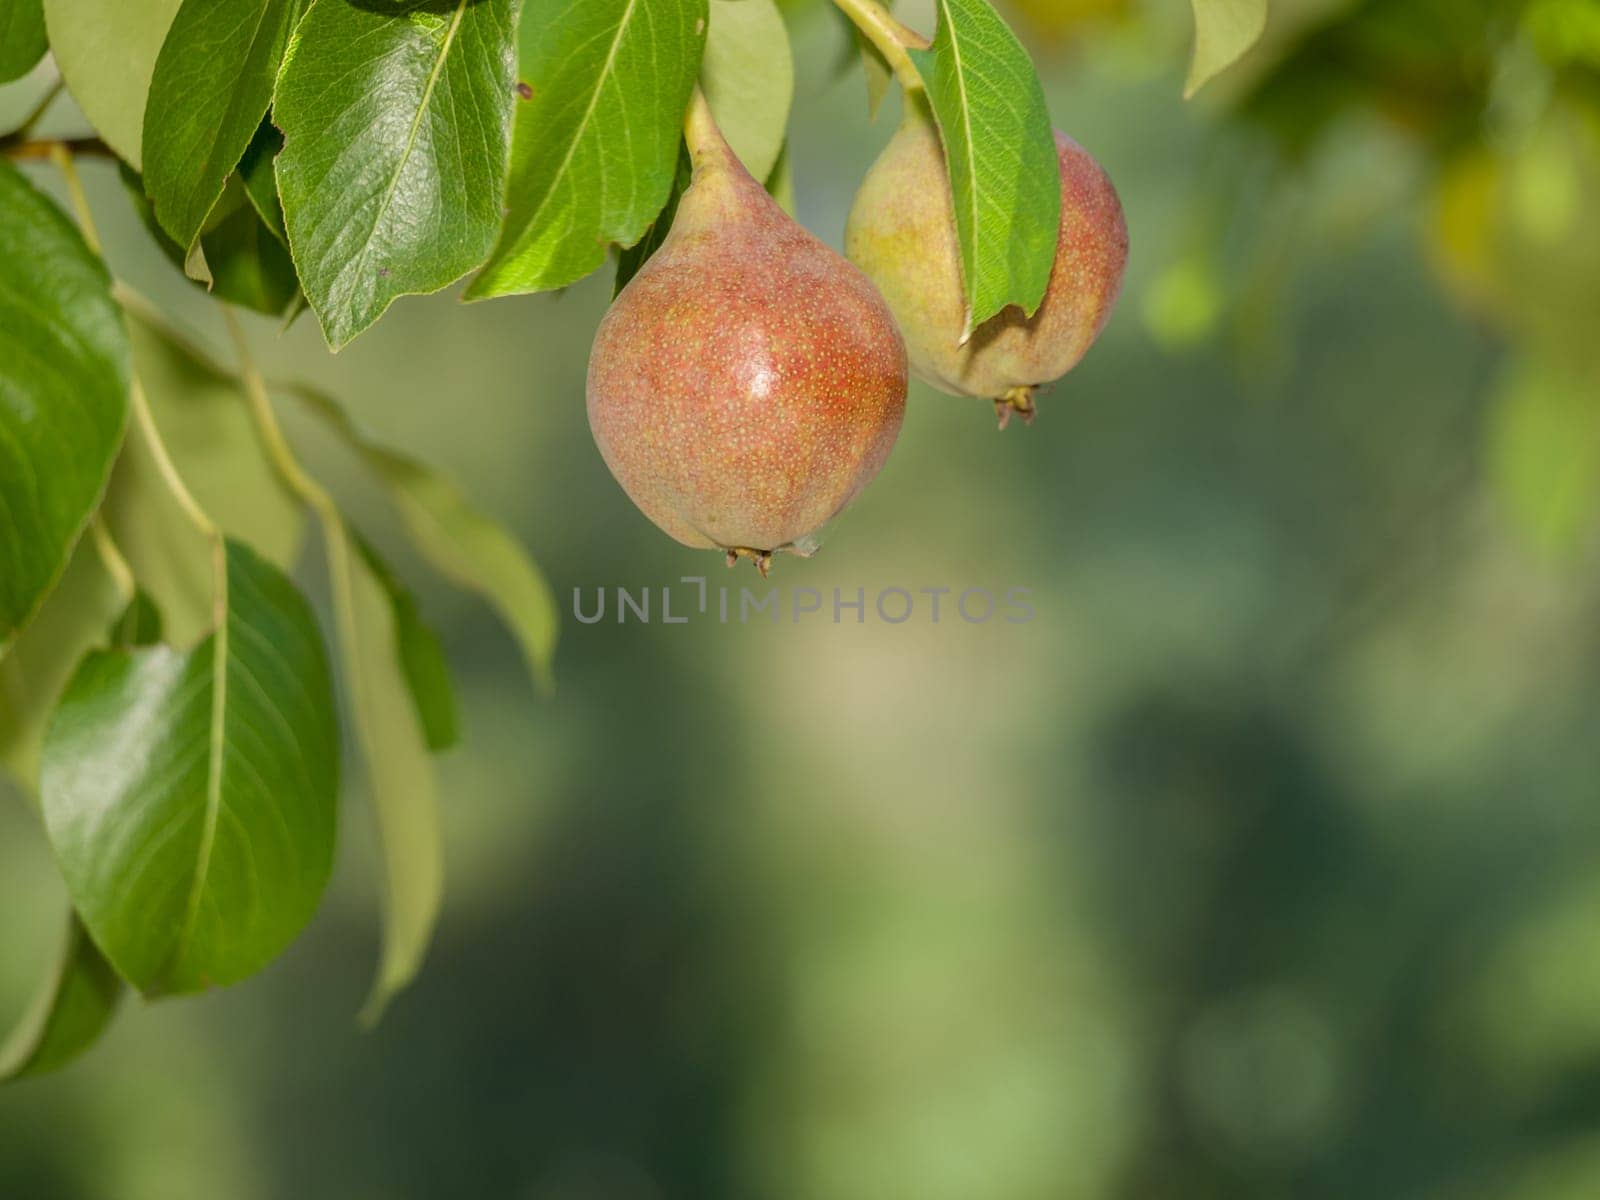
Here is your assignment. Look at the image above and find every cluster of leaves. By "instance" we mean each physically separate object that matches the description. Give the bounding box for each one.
[0,156,561,1075]
[0,0,1260,1080]
[0,0,582,1079]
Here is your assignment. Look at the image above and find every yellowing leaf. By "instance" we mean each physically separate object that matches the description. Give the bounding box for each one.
[1185,0,1268,99]
[284,384,557,693]
[325,524,442,1025]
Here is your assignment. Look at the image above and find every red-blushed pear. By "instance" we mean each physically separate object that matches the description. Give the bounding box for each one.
[846,102,1129,428]
[586,92,909,575]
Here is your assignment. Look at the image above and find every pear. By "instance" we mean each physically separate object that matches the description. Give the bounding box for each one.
[587,96,908,574]
[846,104,1129,427]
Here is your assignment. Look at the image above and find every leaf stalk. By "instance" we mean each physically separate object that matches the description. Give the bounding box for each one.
[89,517,136,604]
[830,0,929,93]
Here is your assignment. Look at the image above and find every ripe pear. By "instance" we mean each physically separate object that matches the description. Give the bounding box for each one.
[846,104,1128,427]
[587,97,908,573]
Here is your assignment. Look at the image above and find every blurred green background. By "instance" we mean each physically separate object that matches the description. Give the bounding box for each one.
[6,0,1600,1196]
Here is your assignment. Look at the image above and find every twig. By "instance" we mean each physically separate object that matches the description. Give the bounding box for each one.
[2,136,116,162]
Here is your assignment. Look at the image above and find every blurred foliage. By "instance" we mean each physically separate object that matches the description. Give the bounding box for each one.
[1189,0,1600,551]
[4,2,1600,1198]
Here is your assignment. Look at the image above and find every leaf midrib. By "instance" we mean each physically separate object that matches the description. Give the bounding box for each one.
[345,0,470,299]
[168,537,229,988]
[940,0,980,331]
[170,0,282,244]
[511,0,640,252]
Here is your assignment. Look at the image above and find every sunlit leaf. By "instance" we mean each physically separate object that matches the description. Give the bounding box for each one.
[907,0,1061,333]
[468,0,708,298]
[141,0,304,252]
[42,539,340,995]
[0,161,129,656]
[274,0,520,348]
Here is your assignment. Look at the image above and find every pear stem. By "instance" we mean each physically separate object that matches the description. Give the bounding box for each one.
[831,0,930,93]
[683,86,732,167]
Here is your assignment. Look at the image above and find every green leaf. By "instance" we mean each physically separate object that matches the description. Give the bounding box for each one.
[353,536,458,752]
[121,168,301,317]
[0,543,124,792]
[41,538,340,995]
[329,527,443,1022]
[0,917,123,1082]
[613,139,691,297]
[142,0,304,252]
[1488,359,1600,558]
[103,306,305,647]
[200,182,302,315]
[907,0,1061,333]
[108,589,164,648]
[285,384,557,694]
[1185,0,1268,99]
[274,0,521,349]
[0,591,155,1081]
[0,160,130,656]
[467,0,708,298]
[702,0,792,182]
[238,117,288,244]
[43,0,184,167]
[0,0,47,83]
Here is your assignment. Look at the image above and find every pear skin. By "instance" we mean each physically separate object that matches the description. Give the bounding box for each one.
[846,104,1128,425]
[587,104,908,566]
